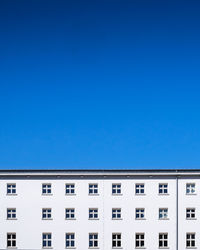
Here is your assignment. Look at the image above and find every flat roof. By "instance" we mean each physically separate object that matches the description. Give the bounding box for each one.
[0,169,200,177]
[0,169,200,172]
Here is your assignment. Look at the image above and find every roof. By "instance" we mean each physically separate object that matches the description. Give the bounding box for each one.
[0,169,200,178]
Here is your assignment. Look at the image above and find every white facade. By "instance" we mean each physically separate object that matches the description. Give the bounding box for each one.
[0,169,199,250]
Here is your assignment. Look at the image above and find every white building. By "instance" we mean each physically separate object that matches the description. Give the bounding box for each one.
[0,169,199,250]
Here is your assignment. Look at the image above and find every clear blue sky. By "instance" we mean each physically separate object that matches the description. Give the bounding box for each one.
[0,0,200,169]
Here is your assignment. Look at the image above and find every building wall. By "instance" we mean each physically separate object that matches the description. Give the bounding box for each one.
[0,172,199,250]
[178,178,200,250]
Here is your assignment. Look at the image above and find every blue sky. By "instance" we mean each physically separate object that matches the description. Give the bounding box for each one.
[0,0,200,169]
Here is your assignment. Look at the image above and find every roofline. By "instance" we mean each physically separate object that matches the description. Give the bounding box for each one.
[0,169,200,177]
[0,169,199,172]
[0,168,200,172]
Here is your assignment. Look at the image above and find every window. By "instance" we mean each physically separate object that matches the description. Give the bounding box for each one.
[112,208,121,219]
[135,184,145,195]
[112,233,121,248]
[186,184,196,194]
[42,233,52,248]
[7,184,16,195]
[159,184,168,194]
[89,208,98,219]
[66,233,75,248]
[7,208,16,220]
[159,208,168,220]
[42,208,52,220]
[65,208,75,219]
[7,233,16,248]
[42,184,52,195]
[186,233,195,248]
[112,184,121,195]
[159,233,168,248]
[89,233,98,248]
[186,208,196,219]
[135,208,145,219]
[89,184,98,195]
[66,184,75,195]
[135,233,145,248]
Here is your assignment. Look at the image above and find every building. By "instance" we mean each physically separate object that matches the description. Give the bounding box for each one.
[0,169,199,250]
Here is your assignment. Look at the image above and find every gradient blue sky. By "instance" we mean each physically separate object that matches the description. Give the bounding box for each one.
[0,0,200,169]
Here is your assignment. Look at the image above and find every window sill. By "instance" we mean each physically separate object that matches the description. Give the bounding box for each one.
[42,218,53,220]
[159,218,169,220]
[186,193,197,196]
[7,218,17,220]
[89,218,99,220]
[186,248,197,249]
[112,194,123,196]
[112,218,123,220]
[6,194,17,196]
[65,194,76,196]
[135,194,146,196]
[135,248,146,249]
[65,248,76,249]
[135,218,146,220]
[65,218,76,220]
[186,218,197,220]
[88,194,99,196]
[158,194,169,196]
[42,194,53,196]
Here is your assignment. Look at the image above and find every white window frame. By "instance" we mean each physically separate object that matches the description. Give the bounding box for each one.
[7,183,16,195]
[89,184,98,195]
[112,208,121,220]
[65,184,75,195]
[89,233,98,248]
[159,233,168,248]
[112,233,121,248]
[112,184,121,195]
[135,184,145,195]
[186,233,195,248]
[135,233,145,248]
[7,208,17,220]
[159,183,168,195]
[42,184,52,195]
[7,233,16,248]
[159,208,168,220]
[135,208,145,220]
[89,208,98,220]
[66,233,75,248]
[65,208,75,220]
[42,208,52,220]
[42,233,52,249]
[186,183,196,195]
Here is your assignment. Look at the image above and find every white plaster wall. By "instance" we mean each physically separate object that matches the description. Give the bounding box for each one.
[0,175,197,250]
[178,178,200,250]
